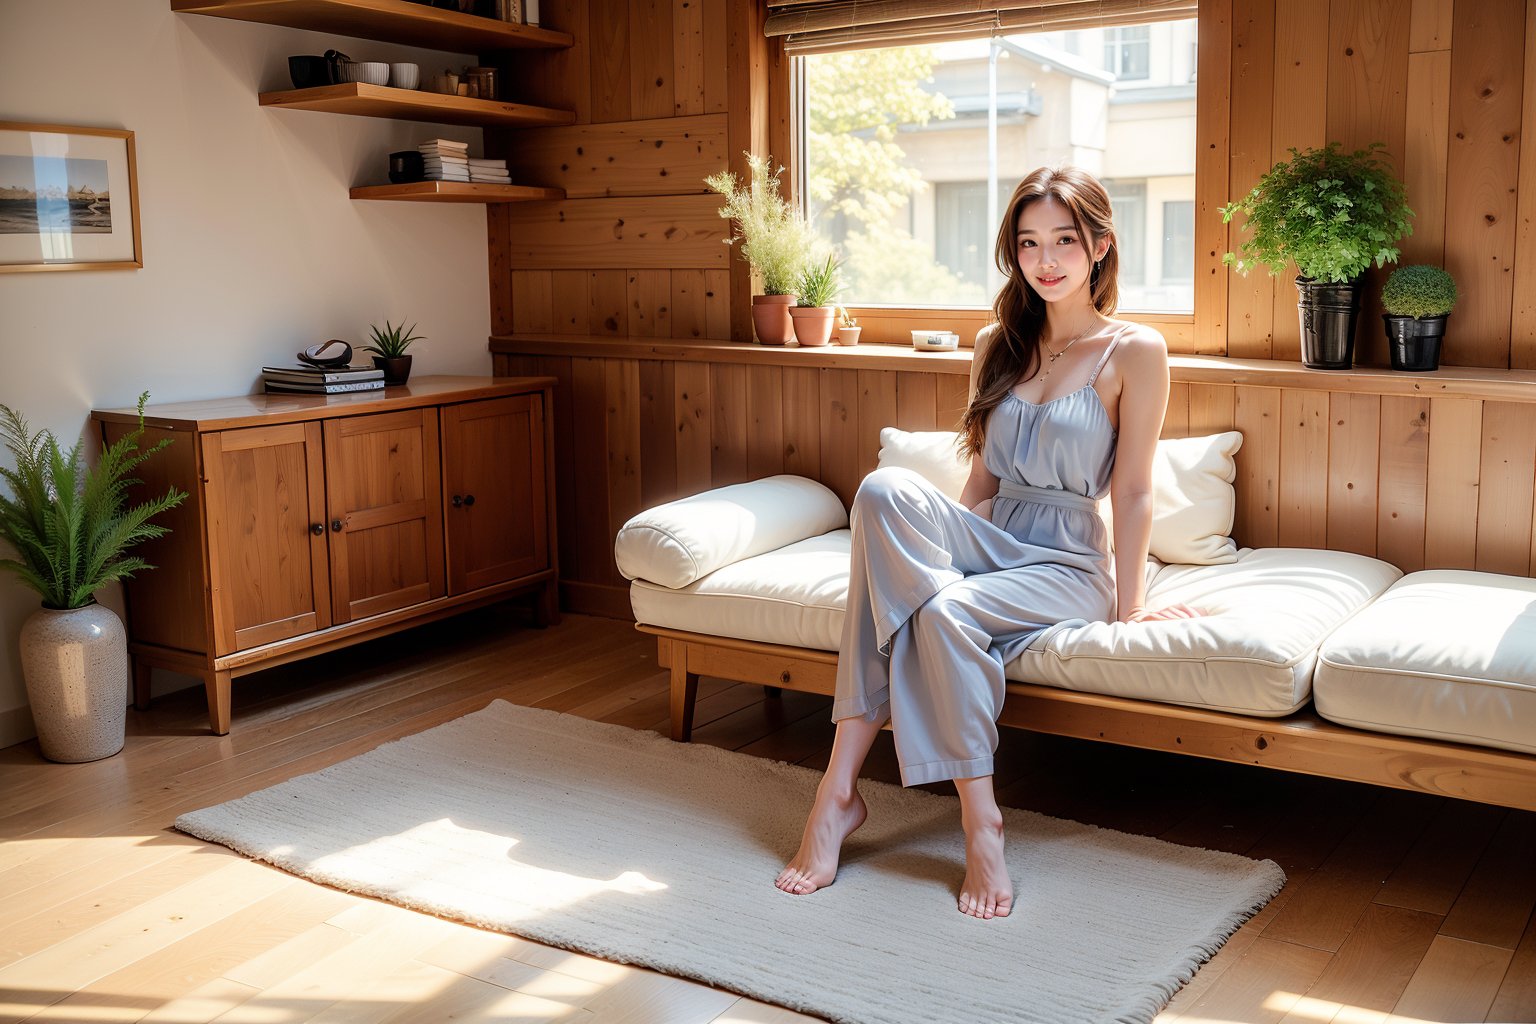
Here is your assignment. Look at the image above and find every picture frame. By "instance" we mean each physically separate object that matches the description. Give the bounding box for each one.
[0,122,142,273]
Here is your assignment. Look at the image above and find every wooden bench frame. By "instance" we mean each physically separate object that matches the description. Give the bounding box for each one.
[642,624,1536,813]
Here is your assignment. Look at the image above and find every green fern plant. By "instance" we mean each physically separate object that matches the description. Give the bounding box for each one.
[0,394,186,610]
[797,254,842,308]
[364,320,424,358]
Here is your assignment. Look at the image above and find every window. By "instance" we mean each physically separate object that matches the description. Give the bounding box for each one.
[1162,200,1195,282]
[801,19,1196,312]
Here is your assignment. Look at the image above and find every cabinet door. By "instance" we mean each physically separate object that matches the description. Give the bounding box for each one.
[202,423,331,655]
[323,408,446,623]
[441,394,549,595]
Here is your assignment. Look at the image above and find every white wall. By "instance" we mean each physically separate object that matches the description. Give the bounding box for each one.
[0,0,497,746]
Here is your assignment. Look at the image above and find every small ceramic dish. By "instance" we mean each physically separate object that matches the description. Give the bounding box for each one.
[911,330,960,351]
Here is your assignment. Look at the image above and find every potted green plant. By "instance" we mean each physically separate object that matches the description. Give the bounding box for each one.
[364,320,423,385]
[1381,265,1457,372]
[0,394,184,762]
[1222,142,1413,370]
[704,154,818,346]
[836,307,862,347]
[790,254,842,347]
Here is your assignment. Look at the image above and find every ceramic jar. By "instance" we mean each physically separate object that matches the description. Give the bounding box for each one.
[20,603,128,763]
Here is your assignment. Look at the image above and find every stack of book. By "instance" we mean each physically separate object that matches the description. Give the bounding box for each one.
[468,157,511,184]
[419,139,470,182]
[262,364,385,395]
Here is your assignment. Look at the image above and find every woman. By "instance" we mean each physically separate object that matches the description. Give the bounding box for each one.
[774,166,1200,920]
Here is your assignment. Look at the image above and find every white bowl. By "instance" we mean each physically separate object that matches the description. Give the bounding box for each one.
[342,61,389,86]
[911,329,960,351]
[389,62,419,90]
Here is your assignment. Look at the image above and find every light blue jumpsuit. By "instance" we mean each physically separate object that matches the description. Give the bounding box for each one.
[832,329,1125,786]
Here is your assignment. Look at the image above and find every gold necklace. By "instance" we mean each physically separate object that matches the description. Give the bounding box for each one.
[1036,320,1099,383]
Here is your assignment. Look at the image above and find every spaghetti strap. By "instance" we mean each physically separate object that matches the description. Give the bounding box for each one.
[1086,324,1131,386]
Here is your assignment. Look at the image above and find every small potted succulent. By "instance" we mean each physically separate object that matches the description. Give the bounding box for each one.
[835,307,861,346]
[364,320,423,385]
[1222,142,1413,370]
[1382,265,1456,372]
[704,154,818,345]
[790,254,841,347]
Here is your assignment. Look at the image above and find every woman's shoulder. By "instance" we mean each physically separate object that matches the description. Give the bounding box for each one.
[1108,319,1168,363]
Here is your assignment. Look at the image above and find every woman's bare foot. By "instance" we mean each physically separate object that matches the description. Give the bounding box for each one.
[775,786,868,895]
[958,808,1013,919]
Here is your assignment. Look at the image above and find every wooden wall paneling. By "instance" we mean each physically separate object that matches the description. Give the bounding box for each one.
[1377,395,1430,573]
[502,196,730,270]
[1226,0,1275,360]
[819,368,861,508]
[1424,397,1483,569]
[590,0,632,123]
[856,370,898,476]
[627,269,670,337]
[506,0,590,120]
[488,206,514,335]
[1187,383,1237,436]
[604,359,644,586]
[501,114,728,199]
[935,374,970,432]
[638,359,678,508]
[703,0,729,114]
[570,358,611,582]
[710,362,750,486]
[1443,0,1524,368]
[1278,389,1330,548]
[895,372,938,432]
[747,364,786,478]
[703,269,731,339]
[510,270,554,334]
[1269,0,1330,363]
[674,0,706,116]
[1326,392,1381,556]
[673,361,712,496]
[1400,48,1452,270]
[630,0,675,121]
[1233,386,1281,548]
[671,268,709,339]
[782,366,822,480]
[1512,0,1536,369]
[1162,382,1191,439]
[588,269,628,336]
[551,270,592,333]
[726,0,773,342]
[1474,401,1536,575]
[1409,0,1452,52]
[538,356,580,584]
[1194,0,1232,356]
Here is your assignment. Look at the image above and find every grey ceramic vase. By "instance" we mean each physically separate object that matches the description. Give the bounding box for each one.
[20,603,128,763]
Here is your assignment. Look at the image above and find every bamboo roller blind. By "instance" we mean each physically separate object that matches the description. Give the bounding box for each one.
[766,0,1199,55]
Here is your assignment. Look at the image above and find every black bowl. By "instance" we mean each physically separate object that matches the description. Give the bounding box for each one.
[389,151,426,184]
[288,55,330,90]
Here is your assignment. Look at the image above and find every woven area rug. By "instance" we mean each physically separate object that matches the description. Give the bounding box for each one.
[176,699,1284,1024]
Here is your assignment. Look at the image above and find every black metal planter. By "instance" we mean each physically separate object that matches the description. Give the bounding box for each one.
[1295,276,1361,369]
[1383,314,1447,372]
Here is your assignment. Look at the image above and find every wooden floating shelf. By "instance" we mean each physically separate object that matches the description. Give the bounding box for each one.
[170,0,573,52]
[259,83,575,127]
[350,181,564,203]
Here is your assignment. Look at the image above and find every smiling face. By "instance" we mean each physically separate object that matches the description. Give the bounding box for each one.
[1014,195,1110,306]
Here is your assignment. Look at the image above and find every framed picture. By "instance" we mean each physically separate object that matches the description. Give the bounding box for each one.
[0,122,142,273]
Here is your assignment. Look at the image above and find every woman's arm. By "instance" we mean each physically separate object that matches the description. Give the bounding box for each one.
[961,324,1002,516]
[1108,331,1172,622]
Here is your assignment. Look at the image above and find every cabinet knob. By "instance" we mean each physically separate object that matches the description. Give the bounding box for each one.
[451,494,463,508]
[310,523,325,536]
[331,519,344,532]
[463,494,476,507]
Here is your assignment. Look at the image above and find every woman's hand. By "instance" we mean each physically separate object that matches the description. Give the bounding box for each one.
[1122,603,1204,623]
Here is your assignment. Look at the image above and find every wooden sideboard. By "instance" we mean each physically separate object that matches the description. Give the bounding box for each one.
[93,376,558,734]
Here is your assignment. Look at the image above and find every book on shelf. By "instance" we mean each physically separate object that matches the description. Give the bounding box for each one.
[467,157,507,169]
[261,364,383,383]
[265,378,386,395]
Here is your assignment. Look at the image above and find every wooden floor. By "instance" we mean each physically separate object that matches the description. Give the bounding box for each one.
[2,607,1533,1024]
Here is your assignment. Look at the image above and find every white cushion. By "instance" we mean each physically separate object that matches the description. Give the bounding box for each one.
[877,427,1242,566]
[630,531,853,652]
[1315,570,1536,754]
[1009,547,1402,716]
[614,476,848,589]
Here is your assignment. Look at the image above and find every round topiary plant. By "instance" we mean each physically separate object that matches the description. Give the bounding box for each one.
[1222,142,1414,283]
[1382,265,1457,320]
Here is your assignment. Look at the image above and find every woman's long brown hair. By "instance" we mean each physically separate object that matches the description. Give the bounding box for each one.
[958,166,1121,458]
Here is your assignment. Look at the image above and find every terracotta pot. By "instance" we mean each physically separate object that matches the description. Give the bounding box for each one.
[836,325,862,346]
[751,294,796,346]
[789,305,836,347]
[373,354,413,385]
[20,603,127,763]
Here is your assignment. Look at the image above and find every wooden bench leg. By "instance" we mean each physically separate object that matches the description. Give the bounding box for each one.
[669,660,699,742]
[132,658,153,712]
[205,670,232,736]
[763,686,783,699]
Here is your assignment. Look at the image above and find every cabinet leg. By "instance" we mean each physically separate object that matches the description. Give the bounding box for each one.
[205,670,233,736]
[669,660,699,743]
[133,658,153,711]
[533,579,561,627]
[763,686,783,699]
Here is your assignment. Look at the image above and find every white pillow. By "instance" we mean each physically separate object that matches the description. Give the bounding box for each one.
[876,426,1242,566]
[877,427,972,500]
